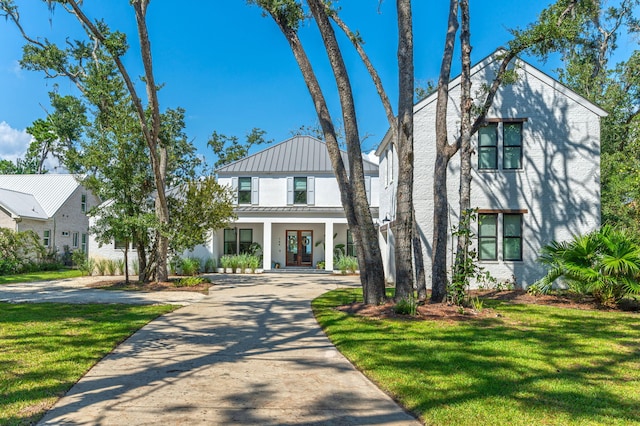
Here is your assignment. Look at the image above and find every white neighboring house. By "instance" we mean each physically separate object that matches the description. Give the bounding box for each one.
[377,51,607,288]
[0,174,99,255]
[210,135,380,271]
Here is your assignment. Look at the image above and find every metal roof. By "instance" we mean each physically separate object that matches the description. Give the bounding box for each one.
[234,205,379,218]
[0,188,48,220]
[0,174,81,217]
[216,135,379,176]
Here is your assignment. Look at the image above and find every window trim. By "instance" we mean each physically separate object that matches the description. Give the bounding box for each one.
[503,122,523,170]
[503,213,523,261]
[478,214,498,261]
[477,210,527,262]
[478,123,498,170]
[81,194,87,213]
[477,119,528,171]
[72,232,79,248]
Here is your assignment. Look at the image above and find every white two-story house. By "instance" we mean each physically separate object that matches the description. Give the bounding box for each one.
[211,135,379,271]
[377,51,606,288]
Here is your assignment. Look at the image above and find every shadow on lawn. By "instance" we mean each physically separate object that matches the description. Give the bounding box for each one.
[324,295,640,424]
[29,274,413,425]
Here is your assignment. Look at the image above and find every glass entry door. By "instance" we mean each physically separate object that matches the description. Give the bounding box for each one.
[286,230,313,267]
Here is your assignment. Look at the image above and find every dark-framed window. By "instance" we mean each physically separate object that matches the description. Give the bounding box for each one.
[478,214,497,260]
[346,230,356,257]
[503,214,523,261]
[239,229,253,254]
[81,233,87,253]
[81,194,87,213]
[294,177,307,204]
[224,228,237,255]
[238,177,252,204]
[478,124,498,169]
[503,123,523,169]
[114,239,128,250]
[72,232,79,248]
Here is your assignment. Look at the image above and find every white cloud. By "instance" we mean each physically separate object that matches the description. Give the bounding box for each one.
[0,121,32,162]
[363,150,379,165]
[10,60,23,79]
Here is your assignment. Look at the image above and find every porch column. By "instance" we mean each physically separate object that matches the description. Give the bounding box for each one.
[263,221,272,271]
[324,221,334,271]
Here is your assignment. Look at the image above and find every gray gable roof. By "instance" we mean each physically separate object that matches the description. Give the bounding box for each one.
[216,135,378,176]
[0,188,48,220]
[0,174,81,217]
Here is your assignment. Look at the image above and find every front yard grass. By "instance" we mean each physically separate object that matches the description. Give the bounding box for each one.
[0,302,176,425]
[313,289,640,426]
[0,269,82,285]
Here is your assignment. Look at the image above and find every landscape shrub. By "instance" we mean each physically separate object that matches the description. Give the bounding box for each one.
[175,276,210,287]
[180,257,201,276]
[204,257,216,272]
[0,229,46,275]
[535,225,640,306]
[335,255,358,274]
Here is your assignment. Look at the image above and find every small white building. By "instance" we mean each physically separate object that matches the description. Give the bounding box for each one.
[209,135,380,271]
[0,174,99,255]
[377,51,606,288]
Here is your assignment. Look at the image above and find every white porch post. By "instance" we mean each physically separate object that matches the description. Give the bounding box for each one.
[263,221,272,270]
[324,221,334,271]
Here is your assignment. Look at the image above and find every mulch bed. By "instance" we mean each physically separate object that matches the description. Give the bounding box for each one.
[336,290,640,322]
[86,279,212,294]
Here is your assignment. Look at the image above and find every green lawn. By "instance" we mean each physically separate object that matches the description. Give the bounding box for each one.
[0,302,176,426]
[0,269,83,285]
[313,289,640,426]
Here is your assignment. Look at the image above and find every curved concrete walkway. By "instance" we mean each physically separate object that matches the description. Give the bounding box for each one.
[25,273,420,425]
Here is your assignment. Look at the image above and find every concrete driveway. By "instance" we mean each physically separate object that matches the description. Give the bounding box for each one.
[19,273,421,425]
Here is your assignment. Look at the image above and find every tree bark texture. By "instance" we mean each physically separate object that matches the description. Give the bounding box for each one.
[394,0,415,302]
[265,2,385,304]
[431,0,459,303]
[307,0,386,304]
[453,0,473,278]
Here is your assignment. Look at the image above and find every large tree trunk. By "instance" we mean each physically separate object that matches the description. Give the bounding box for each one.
[431,0,460,303]
[66,0,170,282]
[330,5,427,298]
[453,0,473,285]
[393,0,415,302]
[264,3,385,304]
[306,0,386,304]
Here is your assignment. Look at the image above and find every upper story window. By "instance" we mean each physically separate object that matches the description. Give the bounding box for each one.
[478,120,525,170]
[386,144,394,187]
[478,212,524,261]
[238,177,252,204]
[478,124,498,170]
[81,194,87,213]
[233,177,258,205]
[294,177,307,204]
[287,177,315,205]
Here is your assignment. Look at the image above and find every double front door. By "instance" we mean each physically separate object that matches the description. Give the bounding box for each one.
[286,230,313,267]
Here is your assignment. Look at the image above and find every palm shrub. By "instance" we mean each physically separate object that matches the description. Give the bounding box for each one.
[534,225,640,305]
[116,259,125,275]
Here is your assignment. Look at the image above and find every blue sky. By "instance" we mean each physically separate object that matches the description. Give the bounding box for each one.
[0,1,634,166]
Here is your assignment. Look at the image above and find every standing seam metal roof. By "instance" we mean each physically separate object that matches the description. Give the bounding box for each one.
[0,174,81,217]
[216,135,379,175]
